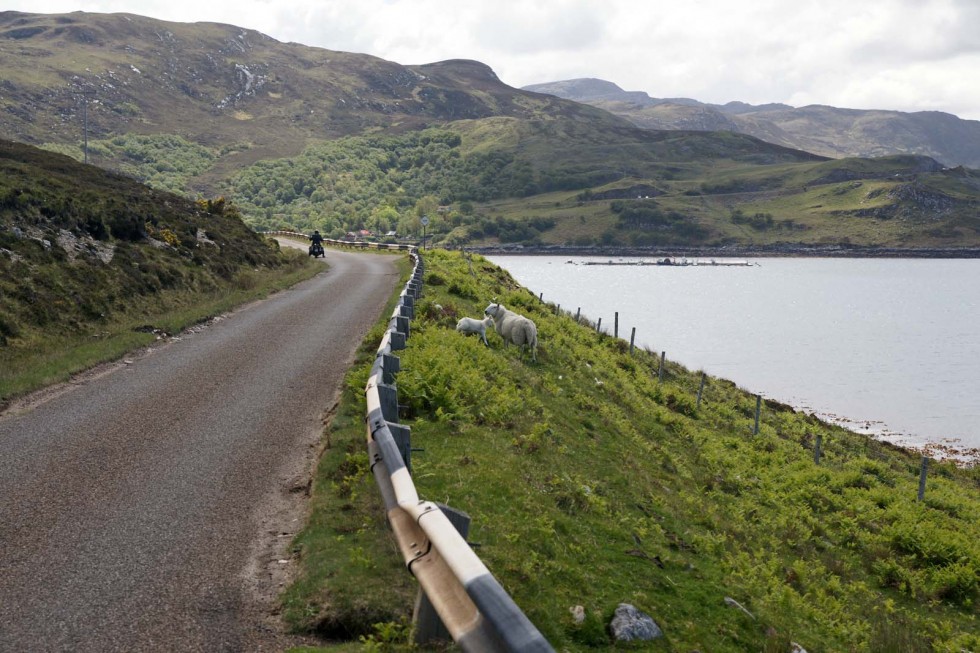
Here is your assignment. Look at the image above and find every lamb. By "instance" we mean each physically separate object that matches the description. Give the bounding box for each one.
[455,315,494,346]
[484,302,538,362]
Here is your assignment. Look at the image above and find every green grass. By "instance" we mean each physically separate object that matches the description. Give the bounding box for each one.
[284,248,979,652]
[0,248,320,403]
[0,140,328,403]
[279,255,418,640]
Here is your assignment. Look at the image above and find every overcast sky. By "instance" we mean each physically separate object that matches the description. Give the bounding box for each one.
[6,0,980,120]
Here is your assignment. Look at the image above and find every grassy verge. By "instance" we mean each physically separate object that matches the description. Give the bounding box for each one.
[279,254,418,641]
[0,248,321,404]
[285,249,978,652]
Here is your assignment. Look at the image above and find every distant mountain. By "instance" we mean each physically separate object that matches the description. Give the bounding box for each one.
[523,78,980,168]
[1,12,977,252]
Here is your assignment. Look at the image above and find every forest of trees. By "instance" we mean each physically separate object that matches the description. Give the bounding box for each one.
[227,129,549,238]
[611,199,709,243]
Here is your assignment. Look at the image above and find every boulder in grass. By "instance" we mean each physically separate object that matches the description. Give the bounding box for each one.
[608,603,663,641]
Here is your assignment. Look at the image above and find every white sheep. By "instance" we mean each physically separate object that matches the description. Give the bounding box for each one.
[484,302,538,362]
[456,315,494,346]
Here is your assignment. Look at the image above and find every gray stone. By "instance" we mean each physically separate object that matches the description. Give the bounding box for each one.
[724,596,755,619]
[608,603,662,641]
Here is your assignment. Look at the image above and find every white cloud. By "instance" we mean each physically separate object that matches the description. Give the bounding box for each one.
[4,0,979,119]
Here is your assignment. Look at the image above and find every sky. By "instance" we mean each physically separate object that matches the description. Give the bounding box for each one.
[5,0,980,120]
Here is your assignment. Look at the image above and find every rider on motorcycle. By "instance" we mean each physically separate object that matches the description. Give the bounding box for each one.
[308,230,324,257]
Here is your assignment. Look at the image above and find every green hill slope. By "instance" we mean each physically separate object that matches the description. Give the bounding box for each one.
[3,11,979,252]
[284,249,979,652]
[226,122,980,250]
[0,139,315,401]
[0,10,622,193]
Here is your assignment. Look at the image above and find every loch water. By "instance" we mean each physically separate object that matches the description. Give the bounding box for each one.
[487,255,980,455]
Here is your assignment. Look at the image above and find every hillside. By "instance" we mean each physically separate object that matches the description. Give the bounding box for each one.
[0,139,314,401]
[2,11,979,253]
[228,123,980,252]
[524,78,980,169]
[284,248,980,651]
[0,10,622,194]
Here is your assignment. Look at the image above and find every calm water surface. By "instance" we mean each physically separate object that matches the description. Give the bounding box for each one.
[488,256,980,453]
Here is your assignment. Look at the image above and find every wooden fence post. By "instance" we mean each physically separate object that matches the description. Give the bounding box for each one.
[658,351,666,383]
[918,457,929,500]
[597,318,602,333]
[575,307,581,322]
[614,312,619,338]
[629,327,636,356]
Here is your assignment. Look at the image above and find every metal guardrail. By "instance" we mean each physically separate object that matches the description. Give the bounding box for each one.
[263,230,551,650]
[364,253,552,652]
[261,230,418,252]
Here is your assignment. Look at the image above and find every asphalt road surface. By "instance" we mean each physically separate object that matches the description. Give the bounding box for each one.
[0,248,399,652]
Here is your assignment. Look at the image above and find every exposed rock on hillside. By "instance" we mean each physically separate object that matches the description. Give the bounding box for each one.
[0,12,623,155]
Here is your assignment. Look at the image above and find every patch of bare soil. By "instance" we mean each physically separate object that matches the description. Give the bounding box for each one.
[239,395,342,651]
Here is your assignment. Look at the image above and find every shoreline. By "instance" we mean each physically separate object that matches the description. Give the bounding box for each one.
[805,406,979,467]
[482,249,979,466]
[468,243,980,258]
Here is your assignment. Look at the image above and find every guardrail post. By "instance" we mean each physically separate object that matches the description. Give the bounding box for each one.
[390,330,406,351]
[378,383,399,423]
[414,504,472,646]
[395,315,411,339]
[387,422,412,473]
[382,353,400,386]
[398,301,414,320]
[400,295,415,320]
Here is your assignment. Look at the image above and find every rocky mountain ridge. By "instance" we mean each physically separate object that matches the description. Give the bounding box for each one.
[523,78,980,168]
[0,11,623,172]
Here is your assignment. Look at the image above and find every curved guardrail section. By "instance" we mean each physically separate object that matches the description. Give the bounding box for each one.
[263,230,551,650]
[364,253,553,652]
[261,230,418,252]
